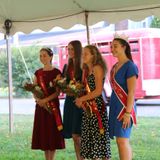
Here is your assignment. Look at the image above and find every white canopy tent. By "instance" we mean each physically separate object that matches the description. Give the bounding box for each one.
[0,0,160,132]
[0,0,160,34]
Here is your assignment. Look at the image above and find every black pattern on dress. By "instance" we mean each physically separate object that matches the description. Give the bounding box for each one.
[80,74,111,159]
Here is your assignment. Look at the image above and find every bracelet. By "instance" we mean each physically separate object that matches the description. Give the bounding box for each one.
[124,112,131,117]
[125,111,131,114]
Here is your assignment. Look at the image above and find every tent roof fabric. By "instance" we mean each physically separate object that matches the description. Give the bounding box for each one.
[0,0,160,34]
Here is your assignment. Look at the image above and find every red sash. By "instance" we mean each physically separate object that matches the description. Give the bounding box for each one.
[37,70,63,131]
[110,66,137,125]
[82,70,105,134]
[68,65,74,80]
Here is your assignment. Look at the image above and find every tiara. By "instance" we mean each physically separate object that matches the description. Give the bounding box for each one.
[114,32,129,42]
[42,47,53,55]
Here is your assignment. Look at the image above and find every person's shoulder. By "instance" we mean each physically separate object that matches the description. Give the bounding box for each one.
[127,61,138,69]
[93,64,103,70]
[93,64,104,74]
[63,64,68,68]
[36,68,43,71]
[127,61,138,76]
[127,60,135,65]
[53,67,62,74]
[35,68,43,74]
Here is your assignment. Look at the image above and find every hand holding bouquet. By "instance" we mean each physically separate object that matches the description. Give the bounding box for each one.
[75,83,105,135]
[22,72,63,131]
[22,82,52,113]
[22,83,44,98]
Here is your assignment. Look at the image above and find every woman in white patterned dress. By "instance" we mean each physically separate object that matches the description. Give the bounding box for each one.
[75,45,111,160]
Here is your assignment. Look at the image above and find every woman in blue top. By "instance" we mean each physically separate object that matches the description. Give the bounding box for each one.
[109,36,138,160]
[62,40,83,160]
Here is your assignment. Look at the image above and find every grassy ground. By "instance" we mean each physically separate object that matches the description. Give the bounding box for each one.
[0,115,159,160]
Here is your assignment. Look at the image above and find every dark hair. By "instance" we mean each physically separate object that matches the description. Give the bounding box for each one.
[113,38,133,61]
[83,45,107,76]
[40,47,53,57]
[66,40,82,80]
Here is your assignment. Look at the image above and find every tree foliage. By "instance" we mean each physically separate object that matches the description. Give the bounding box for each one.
[150,17,160,28]
[0,46,42,97]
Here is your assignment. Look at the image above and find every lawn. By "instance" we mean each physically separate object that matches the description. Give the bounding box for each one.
[0,115,159,160]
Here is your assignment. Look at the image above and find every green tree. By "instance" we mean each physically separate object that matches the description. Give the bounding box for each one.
[0,46,42,98]
[150,17,160,28]
[0,49,8,88]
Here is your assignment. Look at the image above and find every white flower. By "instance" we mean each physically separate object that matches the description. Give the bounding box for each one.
[35,86,41,91]
[49,81,53,87]
[69,84,76,90]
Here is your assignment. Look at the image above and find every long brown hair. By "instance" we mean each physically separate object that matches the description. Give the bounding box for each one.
[83,45,107,76]
[65,40,82,80]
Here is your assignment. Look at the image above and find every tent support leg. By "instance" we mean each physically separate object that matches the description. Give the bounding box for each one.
[4,19,13,133]
[85,11,90,45]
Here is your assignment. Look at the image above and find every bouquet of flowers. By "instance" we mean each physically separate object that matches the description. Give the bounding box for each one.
[22,82,52,113]
[51,74,67,93]
[22,83,44,98]
[52,75,86,97]
[66,79,86,97]
[22,75,63,131]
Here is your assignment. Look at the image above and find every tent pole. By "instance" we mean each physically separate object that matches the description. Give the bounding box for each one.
[4,20,13,133]
[85,11,90,45]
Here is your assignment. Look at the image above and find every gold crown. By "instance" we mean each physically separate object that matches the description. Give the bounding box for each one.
[114,32,129,42]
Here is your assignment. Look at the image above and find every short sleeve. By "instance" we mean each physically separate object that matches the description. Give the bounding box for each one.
[62,64,67,77]
[55,68,62,76]
[34,68,42,77]
[126,62,138,79]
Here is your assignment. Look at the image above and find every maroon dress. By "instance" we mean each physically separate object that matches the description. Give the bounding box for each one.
[32,68,65,151]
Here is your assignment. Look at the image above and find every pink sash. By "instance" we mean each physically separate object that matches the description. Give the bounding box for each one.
[110,66,137,125]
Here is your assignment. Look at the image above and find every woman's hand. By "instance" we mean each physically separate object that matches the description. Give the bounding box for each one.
[33,94,38,101]
[120,113,131,129]
[75,97,83,108]
[37,98,48,107]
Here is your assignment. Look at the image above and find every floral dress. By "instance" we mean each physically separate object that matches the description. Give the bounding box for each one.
[80,74,111,159]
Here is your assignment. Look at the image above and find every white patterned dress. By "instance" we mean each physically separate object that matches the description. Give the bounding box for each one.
[80,74,111,159]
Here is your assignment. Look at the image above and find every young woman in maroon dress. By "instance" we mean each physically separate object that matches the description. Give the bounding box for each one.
[31,48,65,160]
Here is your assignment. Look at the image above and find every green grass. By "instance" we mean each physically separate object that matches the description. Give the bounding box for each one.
[0,115,160,160]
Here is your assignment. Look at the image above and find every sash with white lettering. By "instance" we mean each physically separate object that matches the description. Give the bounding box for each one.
[110,65,137,125]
